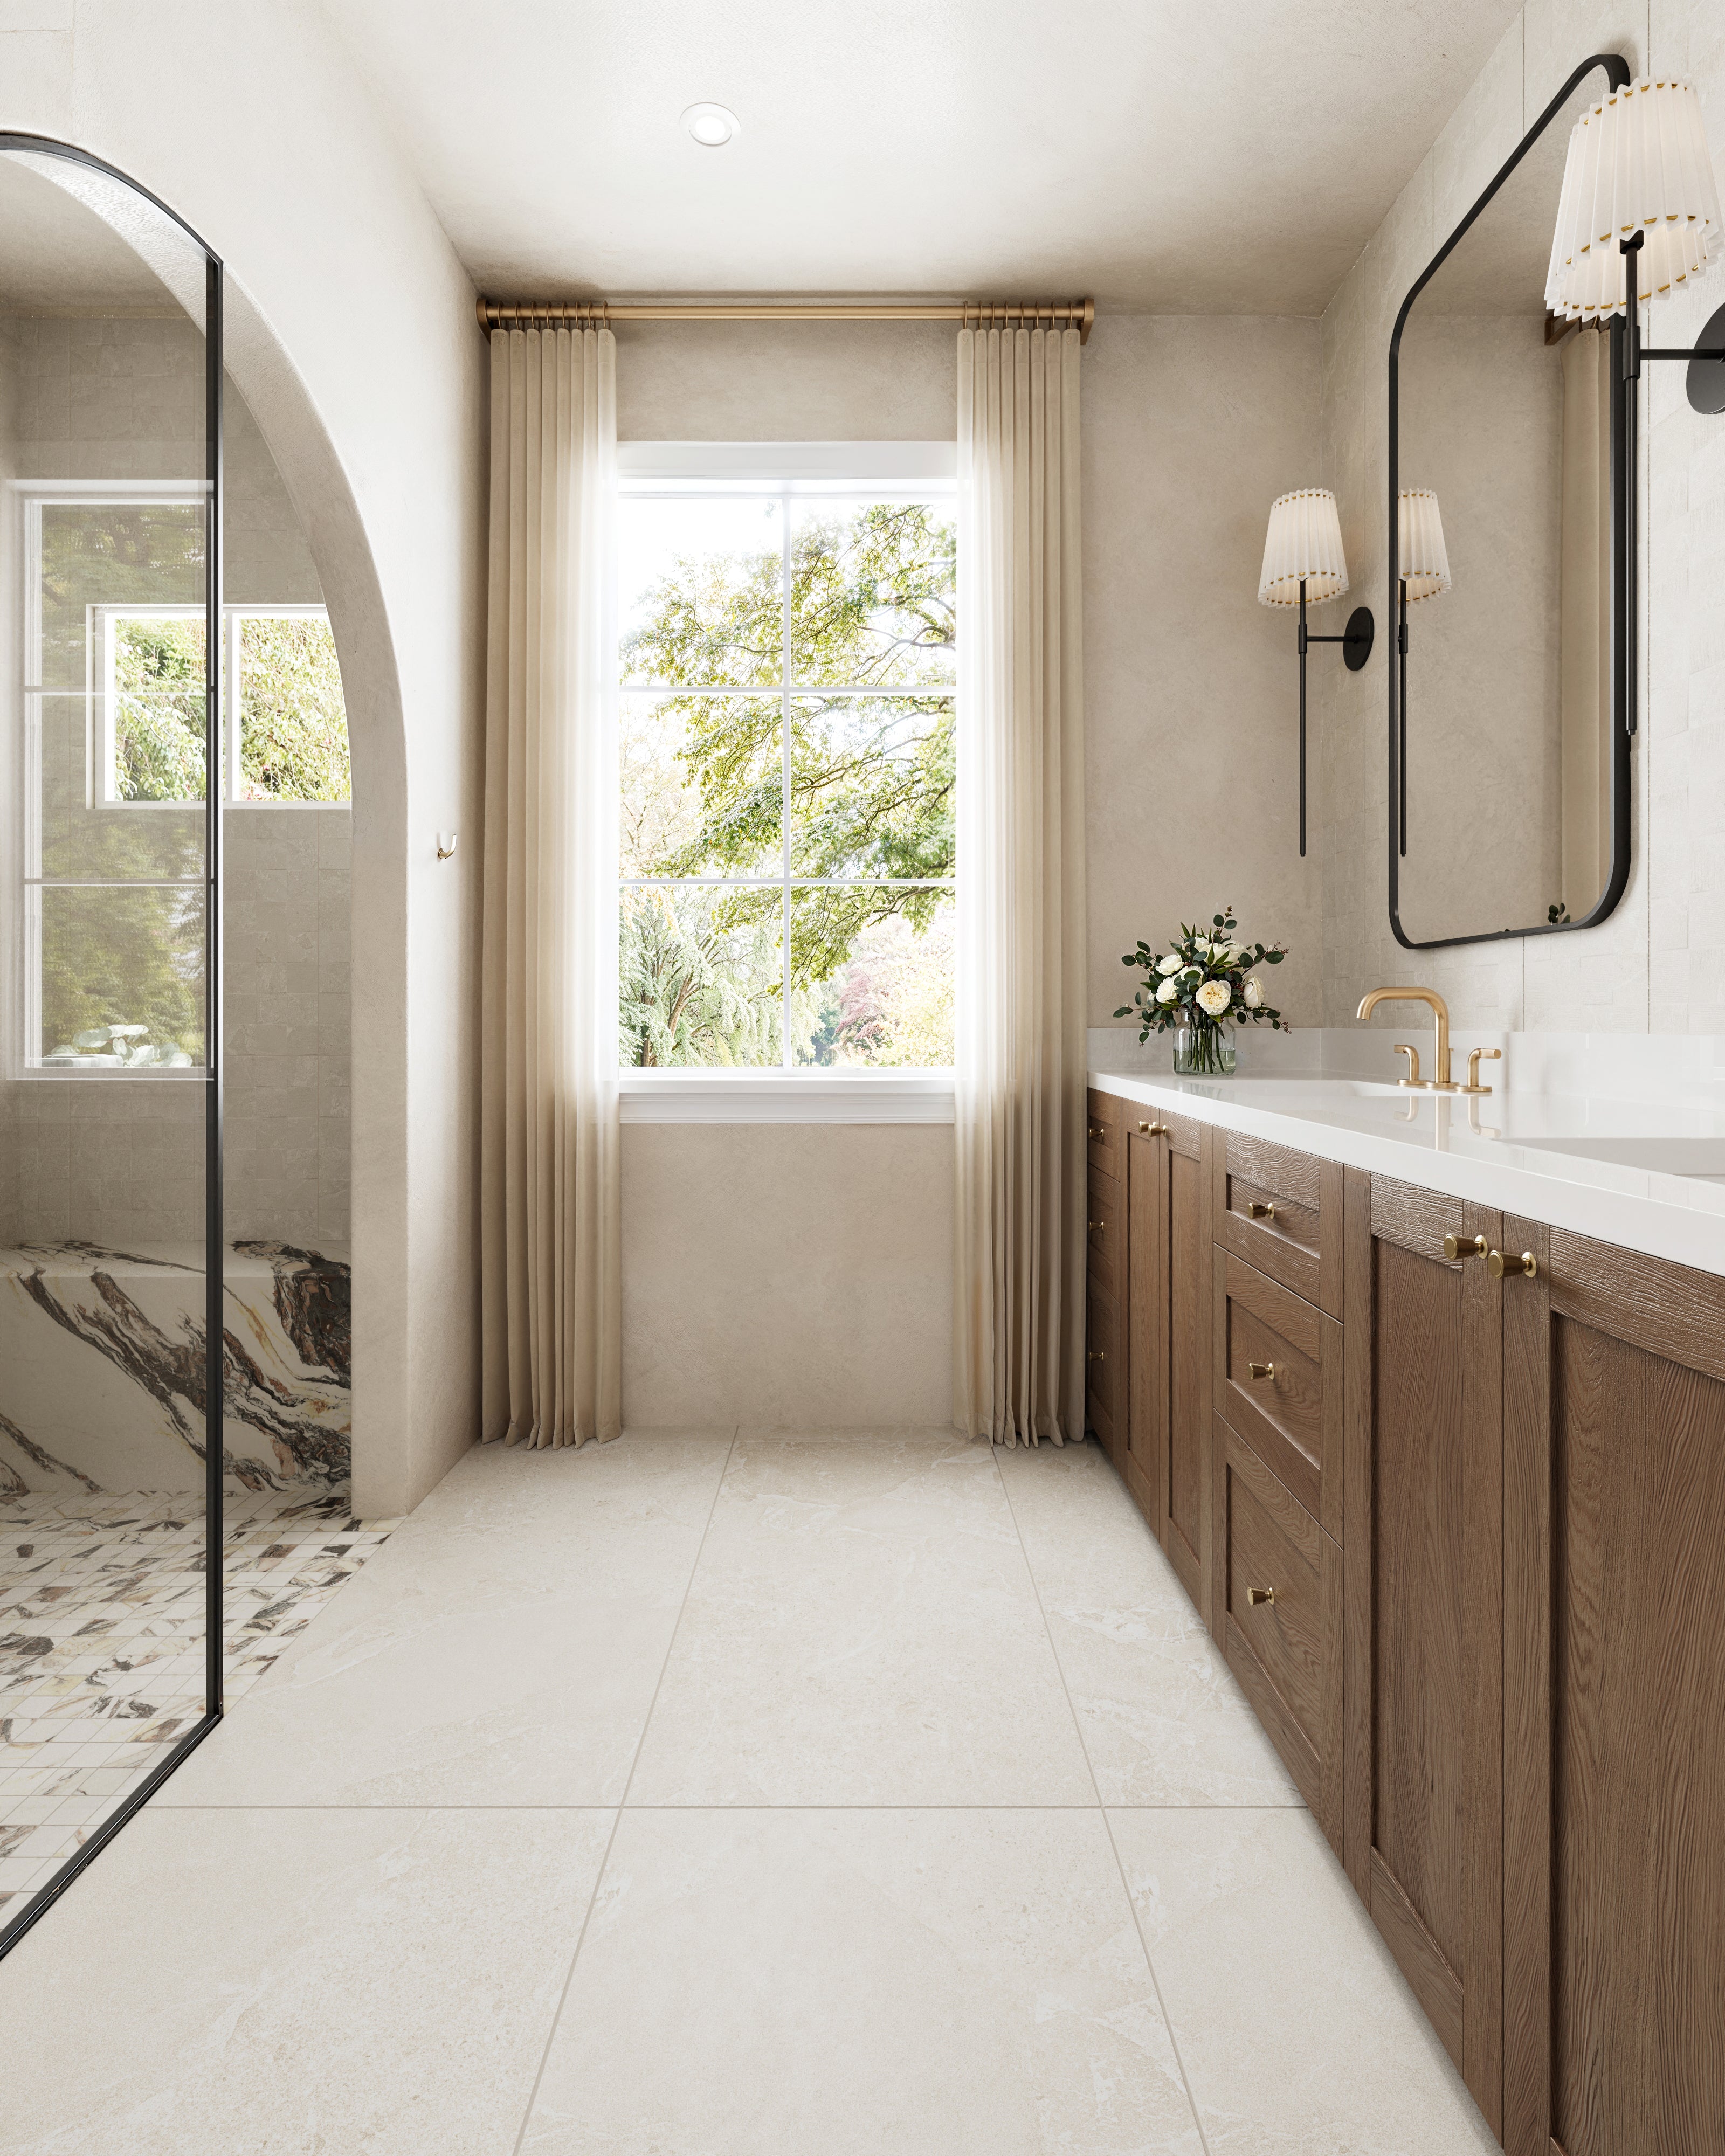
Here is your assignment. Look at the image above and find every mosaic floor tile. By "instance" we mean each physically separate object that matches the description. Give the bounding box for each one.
[0,1483,398,1927]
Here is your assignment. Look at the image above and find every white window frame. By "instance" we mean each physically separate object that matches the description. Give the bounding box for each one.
[10,481,347,1082]
[616,441,957,1124]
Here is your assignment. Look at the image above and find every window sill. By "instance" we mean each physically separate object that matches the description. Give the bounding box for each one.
[618,1071,955,1124]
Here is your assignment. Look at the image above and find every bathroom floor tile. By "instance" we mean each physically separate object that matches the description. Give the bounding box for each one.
[626,1428,1096,1806]
[155,1432,735,1807]
[996,1438,1299,1805]
[520,1806,1204,2156]
[0,1804,611,2156]
[1108,1806,1499,2154]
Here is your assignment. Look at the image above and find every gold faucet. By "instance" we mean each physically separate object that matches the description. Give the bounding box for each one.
[1356,985,1457,1091]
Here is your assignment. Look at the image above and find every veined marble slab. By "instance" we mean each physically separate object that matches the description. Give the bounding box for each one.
[0,1240,350,1494]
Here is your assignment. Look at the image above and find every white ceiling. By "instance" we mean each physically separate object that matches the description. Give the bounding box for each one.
[322,0,1521,315]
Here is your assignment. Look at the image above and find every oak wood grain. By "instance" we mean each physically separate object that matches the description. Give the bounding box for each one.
[1127,1129,1159,1501]
[1548,1225,1725,1385]
[1343,1166,1374,1899]
[1461,1199,1504,2135]
[1319,1157,1346,1319]
[1168,1142,1207,1581]
[1227,1129,1322,1209]
[1370,1849,1465,2072]
[1224,1176,1322,1305]
[1370,1173,1463,1264]
[1226,1612,1320,1813]
[1086,1275,1119,1444]
[1086,1165,1123,1303]
[1227,1422,1320,1567]
[1086,1087,1121,1180]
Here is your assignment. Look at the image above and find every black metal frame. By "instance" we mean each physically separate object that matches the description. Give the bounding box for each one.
[1385,53,1634,952]
[0,134,224,1963]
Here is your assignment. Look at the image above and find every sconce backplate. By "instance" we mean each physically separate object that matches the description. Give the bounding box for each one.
[1689,303,1725,416]
[1343,606,1376,672]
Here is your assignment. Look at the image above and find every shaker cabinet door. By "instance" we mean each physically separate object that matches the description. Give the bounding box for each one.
[1343,1169,1505,2137]
[1503,1222,1725,2156]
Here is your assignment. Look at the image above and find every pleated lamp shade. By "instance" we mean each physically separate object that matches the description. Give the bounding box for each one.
[1398,490,1451,603]
[1258,489,1349,608]
[1545,75,1722,321]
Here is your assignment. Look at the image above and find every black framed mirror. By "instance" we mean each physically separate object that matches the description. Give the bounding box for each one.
[1388,52,1633,949]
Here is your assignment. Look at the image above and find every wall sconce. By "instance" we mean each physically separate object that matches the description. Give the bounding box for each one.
[1395,488,1450,858]
[1257,488,1374,858]
[1545,74,1724,411]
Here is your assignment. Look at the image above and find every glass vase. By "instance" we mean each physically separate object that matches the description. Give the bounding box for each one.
[1174,1021,1236,1077]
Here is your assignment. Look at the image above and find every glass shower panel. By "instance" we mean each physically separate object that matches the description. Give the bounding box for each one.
[0,144,217,1945]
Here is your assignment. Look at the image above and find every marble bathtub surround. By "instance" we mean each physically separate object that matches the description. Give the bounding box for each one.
[1,1432,1497,2153]
[0,1484,397,1924]
[0,1241,351,1495]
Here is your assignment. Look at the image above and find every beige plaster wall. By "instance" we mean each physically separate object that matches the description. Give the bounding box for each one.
[614,316,1323,1426]
[1317,0,1725,1033]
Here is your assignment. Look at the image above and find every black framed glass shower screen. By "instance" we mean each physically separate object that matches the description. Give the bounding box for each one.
[0,135,225,1961]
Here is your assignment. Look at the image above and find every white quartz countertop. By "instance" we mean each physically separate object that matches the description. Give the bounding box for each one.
[1087,1063,1725,1281]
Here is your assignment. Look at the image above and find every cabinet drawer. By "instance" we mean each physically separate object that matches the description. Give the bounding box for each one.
[1086,1088,1121,1180]
[1219,1130,1343,1317]
[1086,1275,1119,1450]
[1214,1248,1343,1542]
[1222,1421,1342,1851]
[1087,1165,1123,1300]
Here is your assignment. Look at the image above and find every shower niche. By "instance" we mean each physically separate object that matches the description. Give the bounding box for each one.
[0,139,370,1952]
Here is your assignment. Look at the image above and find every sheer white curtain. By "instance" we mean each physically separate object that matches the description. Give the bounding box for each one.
[953,324,1088,1446]
[479,326,622,1448]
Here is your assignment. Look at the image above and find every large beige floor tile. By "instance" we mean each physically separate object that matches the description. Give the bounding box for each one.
[522,1807,1205,2156]
[0,1805,612,2156]
[997,1439,1299,1805]
[626,1429,1095,1805]
[1110,1807,1499,2155]
[158,1432,733,1806]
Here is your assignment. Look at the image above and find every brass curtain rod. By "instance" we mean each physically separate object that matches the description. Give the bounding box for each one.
[476,296,1094,345]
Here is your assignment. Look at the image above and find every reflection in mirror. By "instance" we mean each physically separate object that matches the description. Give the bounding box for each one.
[1391,57,1629,946]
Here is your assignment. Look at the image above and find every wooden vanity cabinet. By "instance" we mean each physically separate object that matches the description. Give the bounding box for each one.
[1124,1109,1215,1626]
[1084,1090,1124,1463]
[1502,1222,1725,2156]
[1342,1168,1506,2136]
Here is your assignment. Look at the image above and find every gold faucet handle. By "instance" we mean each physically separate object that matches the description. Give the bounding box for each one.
[1460,1047,1501,1096]
[1393,1043,1426,1089]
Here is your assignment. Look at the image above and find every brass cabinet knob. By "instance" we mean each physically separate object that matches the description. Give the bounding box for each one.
[1488,1248,1538,1280]
[1088,1219,1106,1233]
[1087,1349,1106,1363]
[1088,1123,1107,1140]
[1245,1586,1275,1607]
[1245,1199,1276,1221]
[1246,1360,1276,1381]
[1137,1118,1168,1135]
[1444,1233,1488,1262]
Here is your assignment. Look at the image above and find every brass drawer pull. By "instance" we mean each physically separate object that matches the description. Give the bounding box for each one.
[1444,1233,1488,1262]
[1137,1118,1168,1135]
[1245,1199,1276,1221]
[1488,1248,1538,1280]
[1088,1349,1106,1363]
[1246,1360,1276,1382]
[1245,1586,1275,1607]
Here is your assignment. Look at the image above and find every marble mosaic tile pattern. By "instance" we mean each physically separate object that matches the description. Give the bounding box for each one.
[0,1484,398,1924]
[0,1240,351,1495]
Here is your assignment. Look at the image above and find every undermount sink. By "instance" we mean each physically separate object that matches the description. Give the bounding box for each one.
[1509,1135,1725,1181]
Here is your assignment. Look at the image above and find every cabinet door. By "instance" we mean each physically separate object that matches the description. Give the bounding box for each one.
[1343,1169,1504,2134]
[1503,1221,1725,2156]
[1126,1114,1213,1625]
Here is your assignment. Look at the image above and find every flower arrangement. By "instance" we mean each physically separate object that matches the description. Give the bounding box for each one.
[1115,908,1288,1076]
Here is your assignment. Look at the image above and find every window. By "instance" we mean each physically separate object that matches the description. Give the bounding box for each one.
[16,488,350,1075]
[617,449,956,1072]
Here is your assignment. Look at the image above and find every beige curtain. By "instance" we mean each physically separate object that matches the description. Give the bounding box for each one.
[1558,324,1613,916]
[953,325,1088,1446]
[480,327,622,1448]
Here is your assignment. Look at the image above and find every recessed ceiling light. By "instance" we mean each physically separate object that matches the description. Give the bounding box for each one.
[682,102,739,148]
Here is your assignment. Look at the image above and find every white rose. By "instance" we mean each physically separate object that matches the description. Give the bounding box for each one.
[1244,978,1263,1009]
[1156,978,1179,1004]
[1156,953,1182,976]
[1196,980,1232,1019]
[1225,943,1247,965]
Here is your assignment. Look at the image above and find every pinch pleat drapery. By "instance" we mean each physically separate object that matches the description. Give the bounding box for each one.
[953,324,1088,1446]
[480,326,621,1448]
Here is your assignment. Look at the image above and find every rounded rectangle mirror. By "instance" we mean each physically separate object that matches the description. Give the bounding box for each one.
[1388,52,1633,949]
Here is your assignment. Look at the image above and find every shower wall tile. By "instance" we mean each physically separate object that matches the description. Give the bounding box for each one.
[2,806,350,1254]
